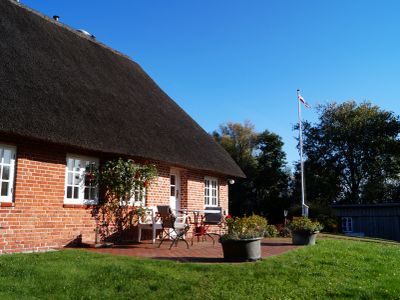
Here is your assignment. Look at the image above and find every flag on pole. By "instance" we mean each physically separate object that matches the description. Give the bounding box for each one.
[297,93,310,108]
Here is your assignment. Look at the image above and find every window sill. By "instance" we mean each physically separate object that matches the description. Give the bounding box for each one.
[63,204,97,209]
[0,202,14,208]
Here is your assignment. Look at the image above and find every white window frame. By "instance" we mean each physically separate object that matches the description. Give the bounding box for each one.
[128,185,146,207]
[342,217,353,233]
[204,176,219,207]
[0,144,16,203]
[64,154,99,205]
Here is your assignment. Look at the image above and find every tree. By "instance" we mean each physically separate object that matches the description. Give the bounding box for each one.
[212,121,258,173]
[213,122,290,220]
[213,121,258,216]
[291,159,340,208]
[299,101,400,204]
[254,130,290,223]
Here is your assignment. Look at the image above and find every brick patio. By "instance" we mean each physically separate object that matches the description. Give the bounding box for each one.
[82,238,299,263]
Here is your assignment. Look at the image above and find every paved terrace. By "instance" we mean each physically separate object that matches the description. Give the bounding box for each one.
[81,238,299,263]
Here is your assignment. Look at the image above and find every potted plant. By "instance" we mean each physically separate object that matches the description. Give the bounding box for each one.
[287,216,323,245]
[219,215,267,262]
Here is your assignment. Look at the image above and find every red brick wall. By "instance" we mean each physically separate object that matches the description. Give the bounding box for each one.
[0,140,229,253]
[178,170,228,234]
[219,180,228,214]
[147,168,228,213]
[0,144,96,253]
[146,163,170,207]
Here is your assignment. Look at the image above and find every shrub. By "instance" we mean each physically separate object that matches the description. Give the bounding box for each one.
[264,224,279,237]
[221,215,267,241]
[279,227,292,237]
[287,217,323,234]
[317,214,339,233]
[275,224,292,237]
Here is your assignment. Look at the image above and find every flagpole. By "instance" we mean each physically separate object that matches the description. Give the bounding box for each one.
[297,89,308,217]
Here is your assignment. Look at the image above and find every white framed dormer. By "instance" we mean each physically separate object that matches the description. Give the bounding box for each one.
[204,176,219,207]
[0,144,16,203]
[64,154,99,205]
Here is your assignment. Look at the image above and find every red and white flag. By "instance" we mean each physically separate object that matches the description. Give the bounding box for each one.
[298,94,310,108]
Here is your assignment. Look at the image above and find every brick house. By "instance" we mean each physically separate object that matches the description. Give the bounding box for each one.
[0,0,244,253]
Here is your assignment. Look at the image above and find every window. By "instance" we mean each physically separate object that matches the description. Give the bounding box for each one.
[204,177,218,207]
[342,217,353,233]
[0,145,16,203]
[170,174,176,197]
[65,155,98,205]
[129,185,146,206]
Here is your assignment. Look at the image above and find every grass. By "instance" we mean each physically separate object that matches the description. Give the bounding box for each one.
[0,239,399,299]
[320,233,400,245]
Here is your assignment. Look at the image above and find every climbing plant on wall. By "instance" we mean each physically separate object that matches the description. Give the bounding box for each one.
[87,157,158,241]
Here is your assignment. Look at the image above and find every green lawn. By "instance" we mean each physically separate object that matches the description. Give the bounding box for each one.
[0,239,399,299]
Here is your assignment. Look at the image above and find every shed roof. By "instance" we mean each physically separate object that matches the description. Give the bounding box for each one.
[0,0,245,178]
[332,204,400,217]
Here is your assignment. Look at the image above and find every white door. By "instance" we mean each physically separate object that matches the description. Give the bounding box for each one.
[169,171,180,212]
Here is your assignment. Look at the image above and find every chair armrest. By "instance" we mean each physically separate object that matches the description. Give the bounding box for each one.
[154,212,161,223]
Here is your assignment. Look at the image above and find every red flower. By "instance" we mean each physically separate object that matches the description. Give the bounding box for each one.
[143,180,149,188]
[225,214,232,219]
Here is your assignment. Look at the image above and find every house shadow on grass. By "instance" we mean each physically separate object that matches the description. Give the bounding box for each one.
[152,257,265,263]
[152,257,226,263]
[261,242,293,247]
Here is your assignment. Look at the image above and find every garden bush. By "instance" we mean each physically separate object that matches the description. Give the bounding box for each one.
[264,224,279,237]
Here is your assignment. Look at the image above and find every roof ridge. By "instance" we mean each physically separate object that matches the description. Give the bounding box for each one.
[8,0,134,63]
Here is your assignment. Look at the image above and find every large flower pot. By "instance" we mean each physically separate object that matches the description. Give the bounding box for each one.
[220,237,262,262]
[292,231,319,245]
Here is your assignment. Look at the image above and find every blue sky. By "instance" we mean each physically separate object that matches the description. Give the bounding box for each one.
[23,0,400,166]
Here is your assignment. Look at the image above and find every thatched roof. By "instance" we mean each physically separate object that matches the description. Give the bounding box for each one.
[0,0,244,178]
